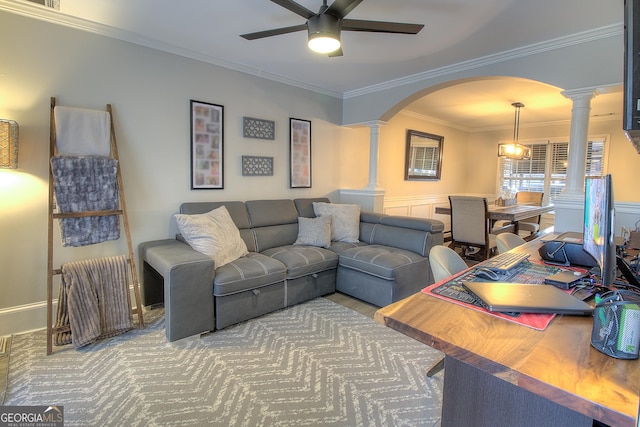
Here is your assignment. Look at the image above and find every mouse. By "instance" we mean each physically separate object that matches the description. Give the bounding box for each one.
[474,267,502,281]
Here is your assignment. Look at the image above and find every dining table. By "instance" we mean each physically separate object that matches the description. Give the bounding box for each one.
[435,202,554,234]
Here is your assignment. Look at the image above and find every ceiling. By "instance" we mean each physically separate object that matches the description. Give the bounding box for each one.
[3,0,625,130]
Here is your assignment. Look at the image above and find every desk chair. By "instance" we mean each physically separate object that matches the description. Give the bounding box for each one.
[496,233,526,254]
[515,191,544,239]
[449,195,498,260]
[427,245,469,377]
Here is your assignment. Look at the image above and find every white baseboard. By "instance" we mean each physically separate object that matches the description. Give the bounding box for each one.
[2,285,139,336]
[0,300,52,336]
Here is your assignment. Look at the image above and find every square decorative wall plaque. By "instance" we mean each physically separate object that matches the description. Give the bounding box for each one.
[242,155,274,176]
[242,117,275,140]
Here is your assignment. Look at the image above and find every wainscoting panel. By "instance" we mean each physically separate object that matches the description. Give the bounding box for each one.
[383,194,564,239]
[383,206,410,217]
[383,195,452,232]
[384,195,640,239]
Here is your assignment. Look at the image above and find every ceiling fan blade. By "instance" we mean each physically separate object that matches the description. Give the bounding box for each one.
[270,0,315,19]
[240,24,307,40]
[326,0,364,18]
[328,47,344,57]
[342,19,424,34]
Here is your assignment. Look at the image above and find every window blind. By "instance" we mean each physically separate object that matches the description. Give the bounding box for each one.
[498,136,607,202]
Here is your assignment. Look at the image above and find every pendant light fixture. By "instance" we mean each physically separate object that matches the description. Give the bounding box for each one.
[498,102,530,160]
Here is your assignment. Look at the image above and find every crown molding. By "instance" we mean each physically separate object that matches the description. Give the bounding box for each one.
[343,24,623,99]
[0,1,622,102]
[0,0,343,99]
[400,105,621,133]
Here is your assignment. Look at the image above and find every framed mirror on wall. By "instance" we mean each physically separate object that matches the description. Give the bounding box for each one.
[404,129,444,180]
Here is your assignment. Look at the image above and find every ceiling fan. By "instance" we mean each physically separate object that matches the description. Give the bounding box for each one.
[240,0,424,57]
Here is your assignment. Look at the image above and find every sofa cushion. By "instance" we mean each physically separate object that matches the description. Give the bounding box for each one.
[294,216,332,248]
[213,252,287,296]
[313,202,360,243]
[262,245,338,279]
[246,200,300,251]
[328,240,367,254]
[174,205,248,268]
[293,197,331,218]
[338,244,427,280]
[246,199,298,227]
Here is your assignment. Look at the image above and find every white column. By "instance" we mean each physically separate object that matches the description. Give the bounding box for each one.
[365,120,386,191]
[339,120,387,213]
[561,88,596,195]
[553,88,597,232]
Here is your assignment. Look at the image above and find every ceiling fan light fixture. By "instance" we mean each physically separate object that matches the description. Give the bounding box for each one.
[307,14,341,54]
[308,35,340,53]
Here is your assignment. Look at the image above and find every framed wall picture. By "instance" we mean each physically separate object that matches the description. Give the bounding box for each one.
[289,118,311,188]
[190,100,224,189]
[404,129,444,181]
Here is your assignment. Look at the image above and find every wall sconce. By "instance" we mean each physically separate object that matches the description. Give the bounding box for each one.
[498,102,530,160]
[0,119,19,169]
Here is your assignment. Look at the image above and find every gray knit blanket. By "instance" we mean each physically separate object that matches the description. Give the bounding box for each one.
[55,255,133,348]
[50,155,120,247]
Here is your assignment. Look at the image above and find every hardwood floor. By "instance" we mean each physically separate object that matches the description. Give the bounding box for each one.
[323,292,379,319]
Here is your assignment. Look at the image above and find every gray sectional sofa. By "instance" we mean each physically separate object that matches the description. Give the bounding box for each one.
[139,198,444,341]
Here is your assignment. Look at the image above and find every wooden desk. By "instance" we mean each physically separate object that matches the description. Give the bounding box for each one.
[374,239,640,427]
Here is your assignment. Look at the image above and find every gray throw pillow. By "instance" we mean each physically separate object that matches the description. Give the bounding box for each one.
[313,202,361,243]
[294,216,332,248]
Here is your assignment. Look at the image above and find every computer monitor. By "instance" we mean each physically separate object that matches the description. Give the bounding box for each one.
[583,174,616,287]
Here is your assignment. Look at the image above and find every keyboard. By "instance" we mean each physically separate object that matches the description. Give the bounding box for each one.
[481,251,530,272]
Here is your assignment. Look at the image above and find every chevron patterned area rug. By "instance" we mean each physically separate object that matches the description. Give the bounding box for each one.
[4,298,444,426]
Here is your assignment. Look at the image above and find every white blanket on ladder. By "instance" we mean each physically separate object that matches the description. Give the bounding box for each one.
[54,106,111,156]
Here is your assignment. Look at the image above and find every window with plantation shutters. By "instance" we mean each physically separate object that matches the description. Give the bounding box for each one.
[497,136,607,203]
[586,138,606,175]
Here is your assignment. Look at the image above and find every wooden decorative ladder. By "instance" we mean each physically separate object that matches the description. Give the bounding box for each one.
[46,97,144,355]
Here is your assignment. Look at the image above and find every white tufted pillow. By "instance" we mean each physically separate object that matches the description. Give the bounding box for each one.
[294,216,332,248]
[174,205,248,268]
[312,202,361,243]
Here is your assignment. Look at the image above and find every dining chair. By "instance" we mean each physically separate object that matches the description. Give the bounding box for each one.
[430,245,469,283]
[496,232,526,254]
[427,245,469,377]
[448,195,498,260]
[515,191,544,239]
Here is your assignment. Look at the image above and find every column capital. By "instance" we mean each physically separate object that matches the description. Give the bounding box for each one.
[362,120,388,130]
[561,88,597,102]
